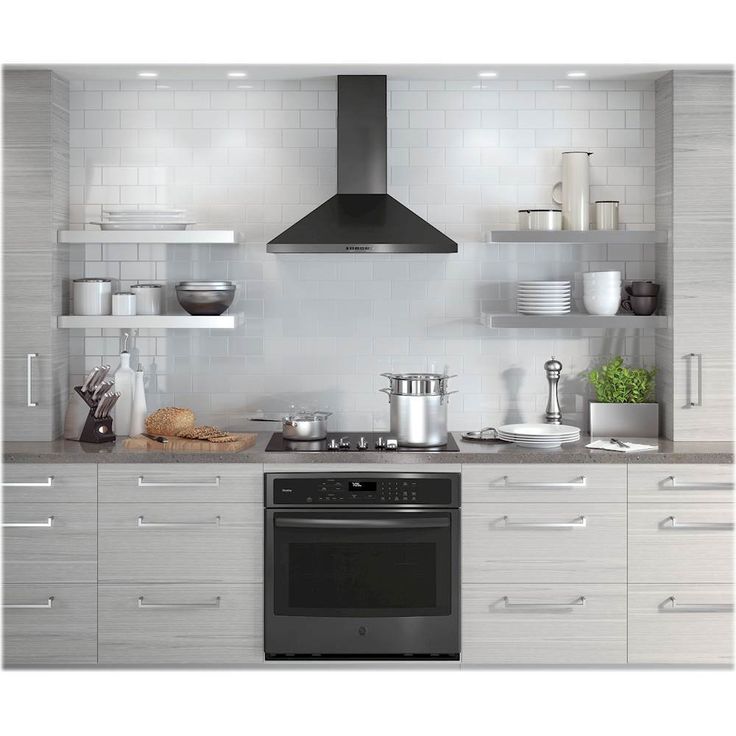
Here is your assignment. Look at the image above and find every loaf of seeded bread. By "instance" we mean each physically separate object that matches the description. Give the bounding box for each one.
[145,407,195,436]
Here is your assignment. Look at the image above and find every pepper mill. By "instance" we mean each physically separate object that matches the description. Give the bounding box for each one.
[544,356,563,424]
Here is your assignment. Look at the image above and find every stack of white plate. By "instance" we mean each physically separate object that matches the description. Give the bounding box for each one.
[516,281,571,315]
[92,209,194,231]
[497,423,581,448]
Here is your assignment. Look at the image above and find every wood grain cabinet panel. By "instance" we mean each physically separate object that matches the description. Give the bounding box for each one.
[98,584,263,665]
[98,503,263,583]
[3,503,97,583]
[462,584,627,665]
[462,464,626,503]
[463,503,626,583]
[3,583,97,666]
[628,585,733,664]
[628,464,734,503]
[98,463,263,503]
[1,464,97,503]
[628,503,733,583]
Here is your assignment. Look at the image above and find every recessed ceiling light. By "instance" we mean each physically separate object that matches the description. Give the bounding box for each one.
[138,71,158,78]
[478,71,497,78]
[228,71,247,78]
[567,71,587,78]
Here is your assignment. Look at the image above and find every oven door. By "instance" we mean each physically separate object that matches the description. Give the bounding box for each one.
[265,509,460,658]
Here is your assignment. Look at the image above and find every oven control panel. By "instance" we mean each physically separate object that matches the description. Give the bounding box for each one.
[268,475,458,506]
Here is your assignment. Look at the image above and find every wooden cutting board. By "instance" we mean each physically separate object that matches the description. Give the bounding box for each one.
[123,433,258,453]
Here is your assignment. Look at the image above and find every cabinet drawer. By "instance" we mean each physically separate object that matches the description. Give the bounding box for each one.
[3,583,97,666]
[462,464,625,503]
[98,583,263,665]
[3,503,97,583]
[628,585,733,664]
[463,503,626,583]
[98,463,262,503]
[1,464,97,502]
[628,464,734,503]
[629,503,733,583]
[99,503,262,583]
[462,584,627,664]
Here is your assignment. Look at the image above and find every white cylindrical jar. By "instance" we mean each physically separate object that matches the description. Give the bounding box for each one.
[112,292,136,316]
[552,151,592,231]
[595,200,620,230]
[73,278,112,315]
[528,209,562,231]
[131,283,163,315]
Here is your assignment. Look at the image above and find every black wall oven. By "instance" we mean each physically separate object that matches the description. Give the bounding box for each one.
[265,473,460,660]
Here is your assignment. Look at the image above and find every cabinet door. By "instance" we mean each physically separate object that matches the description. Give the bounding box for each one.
[3,583,97,666]
[628,584,733,664]
[462,584,627,665]
[98,584,263,665]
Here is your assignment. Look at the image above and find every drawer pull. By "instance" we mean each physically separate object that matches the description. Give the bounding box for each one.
[3,516,54,528]
[502,515,586,529]
[137,475,221,487]
[138,596,220,609]
[663,596,733,613]
[666,476,733,491]
[497,475,587,489]
[4,596,54,609]
[2,476,54,488]
[137,515,221,528]
[503,596,586,610]
[665,516,733,531]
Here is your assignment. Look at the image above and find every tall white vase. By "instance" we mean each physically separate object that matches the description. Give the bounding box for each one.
[552,151,592,230]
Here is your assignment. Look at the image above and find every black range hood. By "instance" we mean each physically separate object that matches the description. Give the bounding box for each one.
[267,76,457,254]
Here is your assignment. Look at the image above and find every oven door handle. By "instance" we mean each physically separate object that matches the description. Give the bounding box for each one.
[274,517,450,529]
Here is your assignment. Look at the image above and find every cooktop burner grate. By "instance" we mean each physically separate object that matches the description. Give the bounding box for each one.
[264,432,460,453]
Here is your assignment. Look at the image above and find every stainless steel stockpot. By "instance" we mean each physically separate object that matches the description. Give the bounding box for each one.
[380,372,456,396]
[382,392,453,447]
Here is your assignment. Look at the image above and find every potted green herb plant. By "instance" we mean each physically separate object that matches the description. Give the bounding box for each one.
[587,356,658,437]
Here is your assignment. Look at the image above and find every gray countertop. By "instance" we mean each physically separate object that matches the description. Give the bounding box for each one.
[2,433,732,464]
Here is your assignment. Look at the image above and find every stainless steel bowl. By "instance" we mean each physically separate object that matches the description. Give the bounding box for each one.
[175,281,236,316]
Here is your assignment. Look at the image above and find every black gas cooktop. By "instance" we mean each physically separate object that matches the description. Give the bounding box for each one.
[264,432,459,453]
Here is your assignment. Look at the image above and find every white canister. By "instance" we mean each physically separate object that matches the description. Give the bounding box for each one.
[73,278,112,315]
[517,210,530,231]
[112,292,136,316]
[528,209,562,231]
[595,200,620,230]
[131,284,163,315]
[552,151,592,231]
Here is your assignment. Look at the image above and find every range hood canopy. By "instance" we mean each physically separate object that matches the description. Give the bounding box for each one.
[267,75,457,254]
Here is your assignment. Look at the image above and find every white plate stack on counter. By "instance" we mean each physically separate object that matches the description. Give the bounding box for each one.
[496,423,581,449]
[516,281,571,315]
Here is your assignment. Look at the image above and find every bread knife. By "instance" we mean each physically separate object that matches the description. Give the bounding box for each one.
[142,433,168,444]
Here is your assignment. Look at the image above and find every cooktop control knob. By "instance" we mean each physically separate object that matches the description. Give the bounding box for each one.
[385,439,398,450]
[339,436,351,449]
[375,436,386,450]
[327,438,340,450]
[357,436,368,450]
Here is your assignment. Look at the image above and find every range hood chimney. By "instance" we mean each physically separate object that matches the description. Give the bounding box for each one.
[267,75,458,253]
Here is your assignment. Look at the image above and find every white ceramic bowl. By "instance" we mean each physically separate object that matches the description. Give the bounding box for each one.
[583,271,621,281]
[583,292,620,315]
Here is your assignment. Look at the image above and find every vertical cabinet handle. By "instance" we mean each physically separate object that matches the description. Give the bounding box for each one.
[26,353,38,407]
[3,516,54,528]
[685,352,703,407]
[2,476,54,488]
[4,596,54,609]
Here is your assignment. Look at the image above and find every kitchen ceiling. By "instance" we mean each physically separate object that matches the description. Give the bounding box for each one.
[6,63,731,81]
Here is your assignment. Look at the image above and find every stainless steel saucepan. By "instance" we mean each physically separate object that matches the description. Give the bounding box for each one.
[250,409,332,441]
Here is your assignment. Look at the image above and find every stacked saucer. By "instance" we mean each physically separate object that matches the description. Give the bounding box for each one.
[497,423,581,449]
[517,281,571,315]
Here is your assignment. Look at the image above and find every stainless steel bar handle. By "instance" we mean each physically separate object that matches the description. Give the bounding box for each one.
[499,475,587,489]
[138,596,220,609]
[664,596,733,613]
[137,475,221,487]
[4,596,54,609]
[275,517,450,529]
[3,516,54,528]
[503,596,586,610]
[137,516,221,528]
[26,353,38,407]
[2,476,54,487]
[503,515,586,529]
[666,516,734,531]
[667,476,733,491]
[686,352,703,407]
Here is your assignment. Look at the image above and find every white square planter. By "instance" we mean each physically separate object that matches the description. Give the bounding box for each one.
[589,402,659,438]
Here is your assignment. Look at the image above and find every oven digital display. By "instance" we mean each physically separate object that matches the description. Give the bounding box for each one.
[349,481,377,492]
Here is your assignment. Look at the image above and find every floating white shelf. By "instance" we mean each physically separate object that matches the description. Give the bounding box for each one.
[484,313,668,329]
[57,314,240,329]
[489,230,664,244]
[57,230,238,244]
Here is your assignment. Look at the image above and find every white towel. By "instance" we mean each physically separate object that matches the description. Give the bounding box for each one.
[586,439,658,453]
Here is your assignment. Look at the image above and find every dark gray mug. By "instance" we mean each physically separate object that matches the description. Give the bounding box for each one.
[621,295,657,315]
[628,281,660,296]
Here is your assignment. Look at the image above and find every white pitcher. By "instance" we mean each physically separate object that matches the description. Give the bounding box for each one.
[552,151,592,231]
